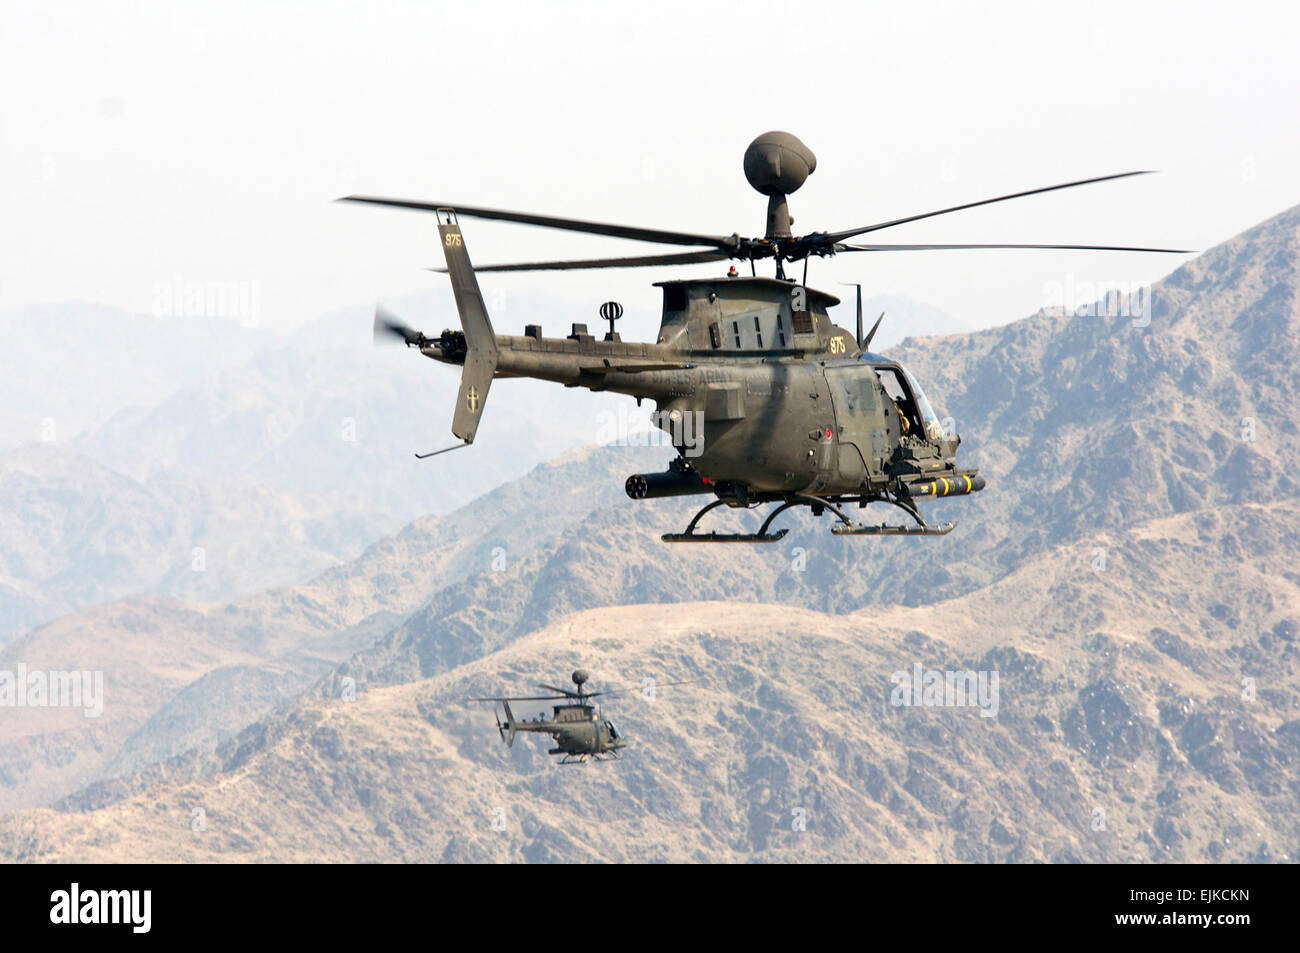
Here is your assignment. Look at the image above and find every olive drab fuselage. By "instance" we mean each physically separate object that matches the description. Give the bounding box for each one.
[419,274,966,499]
[355,130,1189,537]
[474,671,631,764]
[531,703,623,757]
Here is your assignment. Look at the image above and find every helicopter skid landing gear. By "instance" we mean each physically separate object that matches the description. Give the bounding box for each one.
[831,520,955,536]
[555,752,621,765]
[661,530,789,544]
[661,493,956,542]
[661,498,790,543]
[830,492,956,536]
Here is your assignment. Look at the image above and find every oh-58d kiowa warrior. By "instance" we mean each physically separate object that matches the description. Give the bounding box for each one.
[470,670,688,765]
[343,132,1188,541]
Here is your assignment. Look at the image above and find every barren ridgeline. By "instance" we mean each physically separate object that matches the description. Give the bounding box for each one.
[1,205,1297,862]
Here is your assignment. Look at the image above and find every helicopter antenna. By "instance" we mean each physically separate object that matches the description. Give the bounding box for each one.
[599,301,623,340]
[840,282,864,348]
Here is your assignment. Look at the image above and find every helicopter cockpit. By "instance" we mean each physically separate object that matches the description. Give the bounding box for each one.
[859,352,944,444]
[605,720,621,740]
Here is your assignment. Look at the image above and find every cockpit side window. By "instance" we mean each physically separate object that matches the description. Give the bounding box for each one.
[873,366,924,438]
[872,364,943,442]
[873,367,912,409]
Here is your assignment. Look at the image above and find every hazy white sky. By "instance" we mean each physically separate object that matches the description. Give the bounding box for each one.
[3,0,1298,338]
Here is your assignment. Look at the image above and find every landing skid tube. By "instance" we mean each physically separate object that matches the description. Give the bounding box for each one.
[662,493,955,543]
[662,498,789,543]
[554,751,622,765]
[831,520,955,537]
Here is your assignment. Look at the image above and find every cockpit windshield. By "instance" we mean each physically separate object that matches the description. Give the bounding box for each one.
[605,720,620,739]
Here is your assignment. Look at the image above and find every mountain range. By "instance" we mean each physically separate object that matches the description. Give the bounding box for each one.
[0,207,1297,861]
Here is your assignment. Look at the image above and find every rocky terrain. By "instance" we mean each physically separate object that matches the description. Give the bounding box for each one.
[0,296,608,640]
[0,288,966,642]
[0,204,1297,861]
[4,498,1296,862]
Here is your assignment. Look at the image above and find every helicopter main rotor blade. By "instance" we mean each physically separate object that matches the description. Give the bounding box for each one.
[469,695,568,702]
[432,249,733,273]
[586,678,697,698]
[823,171,1157,244]
[339,195,739,250]
[835,241,1193,254]
[537,683,582,697]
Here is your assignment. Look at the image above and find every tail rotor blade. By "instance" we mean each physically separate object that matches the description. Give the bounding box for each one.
[373,306,427,347]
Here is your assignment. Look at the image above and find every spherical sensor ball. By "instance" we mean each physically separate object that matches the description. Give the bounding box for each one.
[743,131,817,196]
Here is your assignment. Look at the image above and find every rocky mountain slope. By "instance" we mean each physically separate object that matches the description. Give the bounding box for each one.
[71,332,607,521]
[5,499,1295,862]
[0,297,605,639]
[0,285,971,645]
[0,444,671,810]
[890,203,1300,574]
[1,204,1297,860]
[0,444,400,643]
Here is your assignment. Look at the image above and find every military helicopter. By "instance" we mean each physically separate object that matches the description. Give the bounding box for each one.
[344,132,1188,541]
[470,669,683,764]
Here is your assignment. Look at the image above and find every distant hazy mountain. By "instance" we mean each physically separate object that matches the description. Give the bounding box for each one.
[71,306,610,523]
[0,444,402,644]
[0,295,618,639]
[860,293,972,350]
[0,285,960,643]
[2,205,1297,860]
[0,302,270,451]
